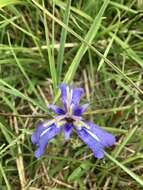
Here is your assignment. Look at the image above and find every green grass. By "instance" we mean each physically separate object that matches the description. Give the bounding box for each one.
[0,0,143,189]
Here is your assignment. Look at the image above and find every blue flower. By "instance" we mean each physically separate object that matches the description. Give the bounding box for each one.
[31,83,115,158]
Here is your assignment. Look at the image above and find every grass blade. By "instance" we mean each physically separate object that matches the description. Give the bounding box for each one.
[0,163,11,190]
[0,0,19,8]
[105,152,143,186]
[0,79,47,112]
[31,0,143,97]
[42,0,57,93]
[57,0,71,82]
[63,0,110,83]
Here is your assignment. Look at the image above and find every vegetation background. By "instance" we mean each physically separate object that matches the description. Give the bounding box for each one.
[0,0,143,189]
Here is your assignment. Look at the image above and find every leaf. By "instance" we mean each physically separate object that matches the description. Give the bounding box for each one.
[68,161,91,181]
[0,0,19,8]
[105,152,143,186]
[63,0,110,83]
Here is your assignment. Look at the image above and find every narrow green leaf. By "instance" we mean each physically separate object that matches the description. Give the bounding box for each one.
[0,79,47,112]
[57,0,71,81]
[97,29,117,71]
[68,161,91,182]
[32,0,143,96]
[105,152,143,186]
[109,1,137,14]
[42,0,57,93]
[63,0,110,83]
[113,126,138,158]
[7,33,43,104]
[109,31,143,68]
[0,0,19,8]
[0,14,38,40]
[54,0,93,22]
[0,163,11,190]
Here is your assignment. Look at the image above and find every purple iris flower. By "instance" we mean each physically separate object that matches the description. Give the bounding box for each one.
[31,84,115,158]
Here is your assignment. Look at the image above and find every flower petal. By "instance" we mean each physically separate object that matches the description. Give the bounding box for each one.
[59,84,84,109]
[64,123,73,140]
[73,104,89,116]
[86,121,116,147]
[48,104,65,115]
[76,121,115,158]
[71,87,84,105]
[59,83,67,105]
[31,122,61,158]
[76,127,104,158]
[31,122,44,144]
[35,146,45,158]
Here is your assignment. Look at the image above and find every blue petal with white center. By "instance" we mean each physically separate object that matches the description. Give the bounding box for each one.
[76,121,115,158]
[31,121,61,158]
[31,83,116,158]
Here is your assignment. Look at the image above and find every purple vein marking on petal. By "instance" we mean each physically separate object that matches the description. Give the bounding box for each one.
[64,123,73,140]
[48,104,65,115]
[73,103,89,116]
